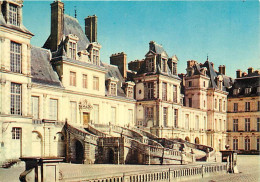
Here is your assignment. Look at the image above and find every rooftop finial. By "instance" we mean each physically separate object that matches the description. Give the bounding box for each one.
[207,53,209,61]
[74,6,77,18]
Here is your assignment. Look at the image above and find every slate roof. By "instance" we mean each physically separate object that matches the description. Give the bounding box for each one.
[188,60,233,91]
[31,46,63,87]
[43,14,90,54]
[0,10,33,36]
[228,73,260,97]
[102,63,127,98]
[63,14,90,52]
[149,41,168,58]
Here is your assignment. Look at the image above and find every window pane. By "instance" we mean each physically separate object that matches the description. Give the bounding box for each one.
[10,83,22,115]
[49,99,58,120]
[10,42,21,73]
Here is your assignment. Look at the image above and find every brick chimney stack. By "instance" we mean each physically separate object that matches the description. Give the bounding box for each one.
[218,65,226,75]
[50,0,64,52]
[85,15,97,43]
[248,67,254,75]
[110,52,127,79]
[236,69,242,78]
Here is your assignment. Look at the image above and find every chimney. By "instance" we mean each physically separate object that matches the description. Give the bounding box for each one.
[149,41,155,52]
[236,69,242,78]
[85,15,97,43]
[110,52,127,79]
[187,60,197,68]
[50,0,64,52]
[218,65,226,75]
[248,67,254,75]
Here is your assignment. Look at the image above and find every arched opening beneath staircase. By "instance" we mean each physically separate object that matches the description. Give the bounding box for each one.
[195,137,200,144]
[108,148,115,164]
[185,136,190,142]
[72,140,84,164]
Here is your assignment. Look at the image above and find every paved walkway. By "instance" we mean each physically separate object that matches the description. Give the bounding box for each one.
[0,155,259,182]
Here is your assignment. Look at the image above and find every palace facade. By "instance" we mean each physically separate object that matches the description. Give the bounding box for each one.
[0,0,258,164]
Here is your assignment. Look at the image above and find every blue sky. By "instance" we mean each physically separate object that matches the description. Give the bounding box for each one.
[23,1,259,78]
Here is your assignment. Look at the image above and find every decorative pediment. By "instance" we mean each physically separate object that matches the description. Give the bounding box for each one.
[145,50,156,57]
[79,99,93,110]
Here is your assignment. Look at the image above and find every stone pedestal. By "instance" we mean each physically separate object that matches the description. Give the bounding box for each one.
[19,157,64,182]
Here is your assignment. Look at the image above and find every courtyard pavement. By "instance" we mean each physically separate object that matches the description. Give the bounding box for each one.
[0,155,259,182]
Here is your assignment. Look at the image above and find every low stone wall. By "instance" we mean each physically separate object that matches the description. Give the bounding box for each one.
[59,163,227,182]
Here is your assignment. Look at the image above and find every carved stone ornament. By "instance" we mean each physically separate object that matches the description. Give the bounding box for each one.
[79,99,93,110]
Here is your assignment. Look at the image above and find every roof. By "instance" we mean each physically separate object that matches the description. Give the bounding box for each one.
[31,46,63,87]
[63,14,90,52]
[102,63,127,98]
[228,74,260,97]
[149,41,168,58]
[43,14,90,54]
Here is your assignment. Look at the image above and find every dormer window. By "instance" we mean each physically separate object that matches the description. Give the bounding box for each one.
[161,58,167,72]
[9,4,19,26]
[125,81,135,98]
[93,49,99,65]
[233,88,240,95]
[172,62,177,75]
[69,41,76,60]
[245,87,251,94]
[111,83,116,95]
[147,58,154,72]
[257,87,260,93]
[107,77,119,96]
[66,34,79,60]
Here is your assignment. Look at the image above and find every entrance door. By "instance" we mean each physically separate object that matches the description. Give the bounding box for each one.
[83,112,90,126]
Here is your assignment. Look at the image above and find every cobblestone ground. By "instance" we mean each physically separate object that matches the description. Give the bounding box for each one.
[190,155,260,182]
[0,155,259,182]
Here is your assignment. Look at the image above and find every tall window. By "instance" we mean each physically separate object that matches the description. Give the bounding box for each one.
[82,74,88,88]
[31,96,39,119]
[233,119,238,132]
[70,72,76,86]
[127,87,133,98]
[70,102,77,123]
[147,59,154,72]
[111,107,116,124]
[257,138,260,151]
[161,59,166,72]
[174,109,178,128]
[172,62,177,75]
[188,81,192,87]
[145,107,154,119]
[219,99,222,111]
[162,82,167,101]
[9,4,19,26]
[233,138,238,150]
[10,42,21,73]
[49,99,58,120]
[185,114,189,130]
[110,83,117,95]
[93,104,99,123]
[223,101,226,111]
[147,82,154,99]
[11,83,21,115]
[195,115,199,130]
[245,138,250,151]
[163,107,168,127]
[128,109,133,124]
[188,98,192,107]
[215,99,217,109]
[204,117,207,130]
[245,102,250,112]
[93,49,99,65]
[12,127,21,139]
[258,101,260,111]
[173,85,177,103]
[93,76,99,91]
[69,41,76,60]
[245,118,250,132]
[233,103,238,112]
[257,118,260,132]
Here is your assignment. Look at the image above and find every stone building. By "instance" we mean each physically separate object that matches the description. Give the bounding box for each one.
[1,0,258,165]
[227,68,260,154]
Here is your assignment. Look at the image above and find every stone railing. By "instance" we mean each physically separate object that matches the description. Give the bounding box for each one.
[88,124,108,137]
[60,163,227,182]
